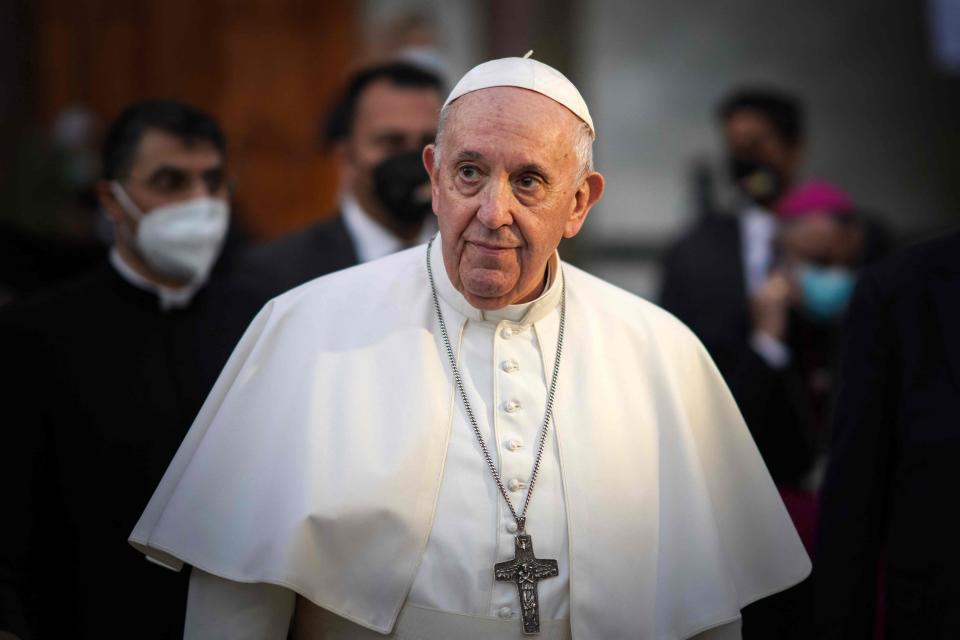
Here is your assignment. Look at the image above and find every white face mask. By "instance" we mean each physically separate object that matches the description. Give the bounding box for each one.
[111,182,230,283]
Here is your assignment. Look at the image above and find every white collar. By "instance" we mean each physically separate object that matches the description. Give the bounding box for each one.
[741,204,777,234]
[109,247,202,311]
[738,205,780,295]
[429,234,562,326]
[340,194,436,264]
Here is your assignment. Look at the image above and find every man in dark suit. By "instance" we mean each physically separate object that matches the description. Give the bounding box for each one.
[237,61,445,301]
[660,88,812,486]
[814,230,960,639]
[659,88,820,640]
[0,100,259,639]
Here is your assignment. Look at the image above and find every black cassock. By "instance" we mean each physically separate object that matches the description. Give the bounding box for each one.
[0,263,261,639]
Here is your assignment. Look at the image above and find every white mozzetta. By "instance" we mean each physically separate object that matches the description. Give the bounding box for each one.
[130,236,810,639]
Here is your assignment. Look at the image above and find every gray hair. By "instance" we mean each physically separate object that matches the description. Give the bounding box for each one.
[433,100,594,182]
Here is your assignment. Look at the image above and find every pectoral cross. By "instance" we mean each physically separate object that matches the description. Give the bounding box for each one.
[494,533,559,635]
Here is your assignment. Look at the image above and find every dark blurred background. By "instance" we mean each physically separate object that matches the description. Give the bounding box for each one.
[1,0,958,299]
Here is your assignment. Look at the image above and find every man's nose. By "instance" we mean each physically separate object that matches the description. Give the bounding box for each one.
[188,179,212,199]
[476,176,513,229]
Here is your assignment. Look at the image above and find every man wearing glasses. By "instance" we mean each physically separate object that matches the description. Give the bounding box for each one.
[0,99,258,639]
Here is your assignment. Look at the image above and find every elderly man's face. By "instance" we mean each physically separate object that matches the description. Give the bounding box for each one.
[423,87,604,310]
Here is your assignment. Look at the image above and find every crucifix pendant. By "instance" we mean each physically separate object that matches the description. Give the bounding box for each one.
[494,532,559,635]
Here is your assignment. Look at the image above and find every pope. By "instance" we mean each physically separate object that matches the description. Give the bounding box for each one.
[130,56,810,639]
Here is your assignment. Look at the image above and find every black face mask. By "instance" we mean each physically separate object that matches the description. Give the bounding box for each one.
[373,150,433,228]
[728,157,785,206]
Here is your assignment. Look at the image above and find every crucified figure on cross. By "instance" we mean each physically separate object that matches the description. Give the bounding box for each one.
[495,533,559,635]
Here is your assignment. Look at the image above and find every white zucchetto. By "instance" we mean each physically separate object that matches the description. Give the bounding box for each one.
[443,54,595,139]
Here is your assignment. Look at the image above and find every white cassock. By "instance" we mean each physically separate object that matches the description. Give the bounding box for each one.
[130,237,810,639]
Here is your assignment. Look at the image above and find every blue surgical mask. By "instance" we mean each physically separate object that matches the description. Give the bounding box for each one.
[798,264,855,321]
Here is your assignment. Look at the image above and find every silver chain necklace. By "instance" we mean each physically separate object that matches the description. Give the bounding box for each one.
[426,237,565,635]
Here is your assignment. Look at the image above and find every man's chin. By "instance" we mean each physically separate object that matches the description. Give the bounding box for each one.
[457,268,516,307]
[461,288,515,311]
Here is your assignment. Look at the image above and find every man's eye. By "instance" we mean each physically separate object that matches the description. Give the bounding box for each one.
[458,165,480,181]
[150,171,188,193]
[516,175,541,190]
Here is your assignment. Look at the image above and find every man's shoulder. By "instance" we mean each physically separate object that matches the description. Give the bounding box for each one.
[563,262,703,346]
[0,266,125,371]
[0,263,113,330]
[668,214,739,248]
[232,214,359,302]
[862,229,960,301]
[661,215,740,272]
[258,250,703,350]
[268,243,426,313]
[241,215,357,273]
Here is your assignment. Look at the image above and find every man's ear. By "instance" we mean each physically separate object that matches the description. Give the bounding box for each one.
[423,144,441,216]
[423,143,438,177]
[95,180,124,225]
[563,171,605,238]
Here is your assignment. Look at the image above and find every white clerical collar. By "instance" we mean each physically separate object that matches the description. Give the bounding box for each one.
[341,194,437,264]
[739,204,779,296]
[429,234,562,326]
[741,204,776,231]
[109,247,202,311]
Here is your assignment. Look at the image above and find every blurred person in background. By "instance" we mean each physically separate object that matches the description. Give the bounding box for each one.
[815,228,960,639]
[660,87,811,487]
[659,89,881,638]
[0,99,260,639]
[236,61,444,301]
[696,179,874,555]
[774,182,867,467]
[0,105,105,306]
[760,181,868,546]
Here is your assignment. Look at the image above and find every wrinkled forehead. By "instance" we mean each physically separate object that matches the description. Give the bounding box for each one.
[443,87,580,166]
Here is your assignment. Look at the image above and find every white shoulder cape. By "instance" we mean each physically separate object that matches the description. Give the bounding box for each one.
[130,243,810,639]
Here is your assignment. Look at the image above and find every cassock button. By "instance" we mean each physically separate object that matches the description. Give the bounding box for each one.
[504,400,521,413]
[508,478,526,492]
[498,606,514,619]
[501,359,519,373]
[500,326,513,339]
[506,521,519,533]
[506,438,523,451]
